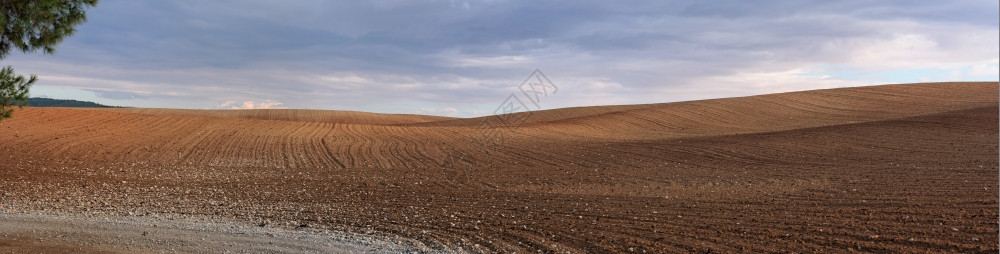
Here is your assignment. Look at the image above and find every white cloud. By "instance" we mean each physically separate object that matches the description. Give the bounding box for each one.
[440,51,533,68]
[218,100,284,109]
[317,74,370,84]
[967,58,1000,77]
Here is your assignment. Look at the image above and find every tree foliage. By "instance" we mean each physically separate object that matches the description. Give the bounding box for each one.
[1,0,98,58]
[0,66,34,119]
[28,97,117,108]
[0,0,97,120]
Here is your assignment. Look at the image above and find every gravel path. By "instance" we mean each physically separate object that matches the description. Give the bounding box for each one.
[0,212,437,253]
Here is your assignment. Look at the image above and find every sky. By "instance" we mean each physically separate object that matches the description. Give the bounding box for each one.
[4,0,998,117]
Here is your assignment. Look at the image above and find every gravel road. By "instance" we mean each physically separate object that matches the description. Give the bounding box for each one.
[0,212,439,253]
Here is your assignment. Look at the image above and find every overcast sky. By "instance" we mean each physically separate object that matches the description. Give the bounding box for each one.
[4,0,998,116]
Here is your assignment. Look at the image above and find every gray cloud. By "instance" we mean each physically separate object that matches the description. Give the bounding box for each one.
[4,0,997,116]
[86,89,149,100]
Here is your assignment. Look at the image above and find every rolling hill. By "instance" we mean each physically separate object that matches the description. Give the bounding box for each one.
[0,82,996,252]
[27,97,121,108]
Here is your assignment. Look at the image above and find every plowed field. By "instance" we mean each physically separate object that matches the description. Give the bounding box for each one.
[1,82,997,253]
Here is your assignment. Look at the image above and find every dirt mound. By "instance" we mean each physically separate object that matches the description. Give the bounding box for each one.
[0,82,996,252]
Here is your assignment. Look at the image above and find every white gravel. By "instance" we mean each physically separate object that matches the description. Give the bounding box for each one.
[0,212,444,253]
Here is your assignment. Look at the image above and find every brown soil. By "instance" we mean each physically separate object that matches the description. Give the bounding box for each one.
[98,108,454,125]
[1,82,997,253]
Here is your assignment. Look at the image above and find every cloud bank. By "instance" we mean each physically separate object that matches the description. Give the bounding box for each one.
[4,0,997,116]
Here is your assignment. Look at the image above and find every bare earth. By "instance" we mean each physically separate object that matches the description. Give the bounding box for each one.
[0,82,997,253]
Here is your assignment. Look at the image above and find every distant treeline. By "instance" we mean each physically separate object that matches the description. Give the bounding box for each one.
[27,98,125,108]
